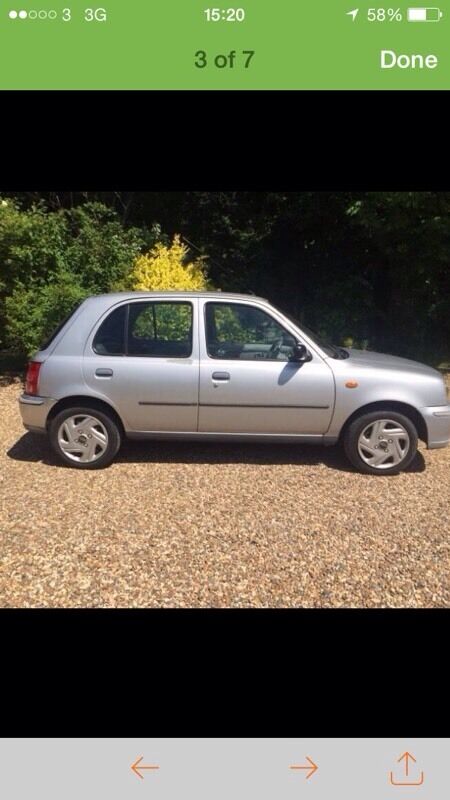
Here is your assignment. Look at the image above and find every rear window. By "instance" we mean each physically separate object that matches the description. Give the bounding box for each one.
[39,302,82,351]
[128,302,192,357]
[93,301,193,358]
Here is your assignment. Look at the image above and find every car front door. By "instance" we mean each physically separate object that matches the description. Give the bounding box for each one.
[198,300,334,435]
[83,298,199,432]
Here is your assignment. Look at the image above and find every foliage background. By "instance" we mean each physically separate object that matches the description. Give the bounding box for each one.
[1,192,449,365]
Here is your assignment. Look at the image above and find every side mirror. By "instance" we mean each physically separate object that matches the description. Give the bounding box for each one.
[290,342,312,363]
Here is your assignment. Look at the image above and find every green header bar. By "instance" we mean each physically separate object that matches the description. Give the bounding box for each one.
[0,0,448,89]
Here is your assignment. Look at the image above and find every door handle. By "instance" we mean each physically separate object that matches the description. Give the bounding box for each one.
[95,368,113,377]
[212,371,230,381]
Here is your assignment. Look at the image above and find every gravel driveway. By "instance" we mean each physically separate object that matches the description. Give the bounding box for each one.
[1,377,449,607]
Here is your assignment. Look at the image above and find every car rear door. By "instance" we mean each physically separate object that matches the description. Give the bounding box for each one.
[83,298,199,432]
[198,299,334,435]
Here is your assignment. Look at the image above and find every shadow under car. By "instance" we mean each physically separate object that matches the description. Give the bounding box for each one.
[7,432,426,474]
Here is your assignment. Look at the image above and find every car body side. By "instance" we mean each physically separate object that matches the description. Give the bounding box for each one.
[19,292,450,449]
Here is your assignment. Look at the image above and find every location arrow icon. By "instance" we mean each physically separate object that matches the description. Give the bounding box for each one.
[347,8,359,20]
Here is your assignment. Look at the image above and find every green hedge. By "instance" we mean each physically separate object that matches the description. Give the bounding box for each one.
[0,198,158,355]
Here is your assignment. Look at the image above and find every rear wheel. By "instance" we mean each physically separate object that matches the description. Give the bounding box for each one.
[49,406,121,469]
[343,411,418,475]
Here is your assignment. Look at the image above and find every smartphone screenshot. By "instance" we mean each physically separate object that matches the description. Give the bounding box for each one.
[0,0,449,617]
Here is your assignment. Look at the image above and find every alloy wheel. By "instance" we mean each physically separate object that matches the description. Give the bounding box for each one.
[57,414,109,463]
[357,418,410,470]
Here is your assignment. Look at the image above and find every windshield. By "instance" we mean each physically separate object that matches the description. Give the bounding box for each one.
[274,306,346,359]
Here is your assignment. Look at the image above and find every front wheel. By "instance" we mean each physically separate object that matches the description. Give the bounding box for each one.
[49,407,122,469]
[343,411,418,475]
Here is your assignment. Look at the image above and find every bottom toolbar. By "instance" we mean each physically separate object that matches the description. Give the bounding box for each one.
[0,739,445,800]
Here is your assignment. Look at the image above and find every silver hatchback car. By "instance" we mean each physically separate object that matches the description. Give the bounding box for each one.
[19,291,450,474]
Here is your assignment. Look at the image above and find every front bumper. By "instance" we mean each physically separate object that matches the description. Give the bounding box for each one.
[19,394,57,433]
[421,404,450,449]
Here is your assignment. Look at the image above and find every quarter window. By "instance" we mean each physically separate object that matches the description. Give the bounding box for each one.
[93,305,126,355]
[205,302,296,361]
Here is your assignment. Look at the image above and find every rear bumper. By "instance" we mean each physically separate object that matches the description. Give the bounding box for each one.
[19,394,56,433]
[421,404,450,449]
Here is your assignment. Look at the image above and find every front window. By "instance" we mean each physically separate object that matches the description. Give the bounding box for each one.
[273,305,344,358]
[205,302,297,361]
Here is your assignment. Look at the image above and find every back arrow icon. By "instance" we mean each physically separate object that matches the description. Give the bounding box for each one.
[347,8,359,20]
[131,757,160,780]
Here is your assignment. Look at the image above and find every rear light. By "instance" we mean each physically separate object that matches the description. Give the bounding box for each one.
[25,361,42,396]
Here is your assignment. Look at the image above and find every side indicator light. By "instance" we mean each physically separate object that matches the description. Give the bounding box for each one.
[345,380,359,388]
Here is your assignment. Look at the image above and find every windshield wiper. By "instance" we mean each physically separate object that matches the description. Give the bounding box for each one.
[329,345,349,359]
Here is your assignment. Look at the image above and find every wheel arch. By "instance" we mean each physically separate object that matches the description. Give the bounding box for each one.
[339,400,428,444]
[46,395,126,436]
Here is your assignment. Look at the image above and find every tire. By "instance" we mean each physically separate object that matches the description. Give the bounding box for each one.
[343,410,418,475]
[49,406,122,469]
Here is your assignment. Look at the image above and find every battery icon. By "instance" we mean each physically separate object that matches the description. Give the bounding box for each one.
[407,7,443,20]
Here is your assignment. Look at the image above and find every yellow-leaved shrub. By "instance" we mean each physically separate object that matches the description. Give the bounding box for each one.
[128,235,208,291]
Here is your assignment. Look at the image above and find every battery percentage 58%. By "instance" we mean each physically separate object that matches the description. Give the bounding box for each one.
[367,8,403,20]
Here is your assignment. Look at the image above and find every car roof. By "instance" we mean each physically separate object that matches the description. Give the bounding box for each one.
[86,291,269,303]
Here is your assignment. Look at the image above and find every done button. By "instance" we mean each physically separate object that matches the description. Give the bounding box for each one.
[381,50,439,69]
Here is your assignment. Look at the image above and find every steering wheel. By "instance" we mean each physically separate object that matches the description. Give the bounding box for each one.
[269,337,284,358]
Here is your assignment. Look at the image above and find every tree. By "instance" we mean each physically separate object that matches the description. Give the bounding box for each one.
[2,192,449,365]
[126,235,209,291]
[0,198,157,354]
